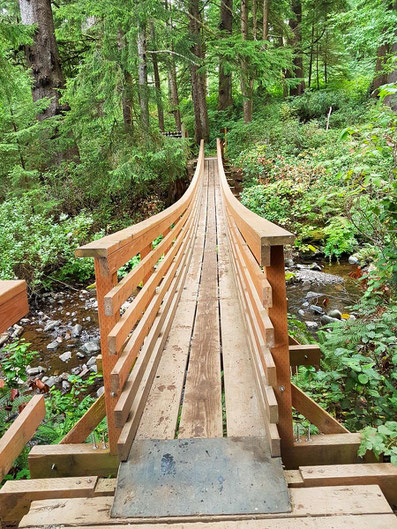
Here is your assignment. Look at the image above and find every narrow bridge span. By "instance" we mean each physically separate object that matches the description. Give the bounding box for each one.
[10,141,397,528]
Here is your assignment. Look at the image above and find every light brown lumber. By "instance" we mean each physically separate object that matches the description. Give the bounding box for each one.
[299,463,397,506]
[289,344,321,367]
[113,200,200,429]
[103,197,193,316]
[75,141,204,264]
[291,383,349,434]
[178,159,223,439]
[135,175,208,441]
[28,444,118,479]
[18,485,393,527]
[216,177,265,438]
[110,195,200,395]
[0,287,29,334]
[19,516,397,529]
[0,279,26,305]
[60,394,106,444]
[217,140,294,266]
[117,205,200,460]
[0,476,98,523]
[0,395,45,481]
[283,432,378,469]
[93,478,116,496]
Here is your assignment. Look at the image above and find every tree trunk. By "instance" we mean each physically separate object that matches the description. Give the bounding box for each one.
[262,0,269,40]
[289,0,305,96]
[252,0,257,40]
[218,0,233,111]
[137,20,149,128]
[240,0,252,122]
[149,22,165,131]
[166,0,182,131]
[18,0,66,120]
[117,28,134,132]
[189,0,209,143]
[308,22,315,88]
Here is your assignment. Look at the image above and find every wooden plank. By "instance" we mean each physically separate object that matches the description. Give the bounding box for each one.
[289,344,321,367]
[0,395,45,481]
[216,175,265,438]
[110,195,200,395]
[117,205,200,460]
[0,476,98,523]
[19,515,397,529]
[216,141,294,266]
[0,288,29,334]
[300,463,397,506]
[18,485,393,527]
[178,159,223,439]
[75,141,205,262]
[28,444,118,479]
[291,383,349,434]
[60,394,106,444]
[94,478,116,496]
[135,173,208,441]
[0,279,26,304]
[284,432,377,469]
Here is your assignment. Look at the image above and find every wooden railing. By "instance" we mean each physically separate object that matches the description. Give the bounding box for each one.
[217,139,296,456]
[76,141,205,456]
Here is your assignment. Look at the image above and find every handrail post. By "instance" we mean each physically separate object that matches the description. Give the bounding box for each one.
[267,245,294,451]
[94,257,120,454]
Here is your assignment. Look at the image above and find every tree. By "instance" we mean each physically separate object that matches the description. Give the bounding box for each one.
[218,0,233,111]
[189,0,209,142]
[240,0,253,122]
[137,19,150,128]
[289,0,305,95]
[150,21,165,131]
[18,0,66,120]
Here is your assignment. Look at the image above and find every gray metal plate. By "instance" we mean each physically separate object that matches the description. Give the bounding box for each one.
[111,437,291,518]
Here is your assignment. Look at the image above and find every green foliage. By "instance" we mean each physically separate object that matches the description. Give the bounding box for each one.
[323,217,358,259]
[1,339,38,388]
[359,422,397,465]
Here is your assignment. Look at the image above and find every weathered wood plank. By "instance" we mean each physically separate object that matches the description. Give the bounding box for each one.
[28,444,118,479]
[18,485,393,527]
[0,395,45,481]
[60,394,106,444]
[291,383,349,434]
[0,286,29,334]
[289,344,321,367]
[0,476,98,523]
[178,160,223,439]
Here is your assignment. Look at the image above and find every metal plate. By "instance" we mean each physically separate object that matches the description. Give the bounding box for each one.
[111,437,291,518]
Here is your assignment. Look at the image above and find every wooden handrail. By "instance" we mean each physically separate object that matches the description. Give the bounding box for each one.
[0,395,45,481]
[216,139,294,266]
[0,280,29,334]
[217,140,295,455]
[76,141,205,455]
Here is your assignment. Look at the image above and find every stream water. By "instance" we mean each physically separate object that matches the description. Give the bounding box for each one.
[0,259,362,392]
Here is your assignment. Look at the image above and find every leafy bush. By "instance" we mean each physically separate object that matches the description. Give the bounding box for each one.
[359,422,397,465]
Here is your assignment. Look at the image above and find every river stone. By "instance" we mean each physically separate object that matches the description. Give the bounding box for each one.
[27,367,41,376]
[298,309,305,317]
[310,304,324,315]
[82,341,100,355]
[71,323,83,337]
[71,366,82,375]
[44,320,60,332]
[297,269,343,284]
[305,321,318,330]
[47,340,59,351]
[13,324,24,337]
[62,380,71,391]
[321,315,340,325]
[348,255,359,265]
[46,376,59,388]
[328,309,342,319]
[310,263,322,272]
[305,291,325,299]
[76,351,85,359]
[87,356,97,367]
[302,302,309,308]
[97,386,105,398]
[59,351,72,362]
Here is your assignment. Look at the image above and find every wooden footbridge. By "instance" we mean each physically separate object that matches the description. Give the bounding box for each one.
[1,140,397,527]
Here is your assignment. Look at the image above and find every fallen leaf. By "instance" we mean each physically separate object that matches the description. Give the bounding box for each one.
[10,388,19,402]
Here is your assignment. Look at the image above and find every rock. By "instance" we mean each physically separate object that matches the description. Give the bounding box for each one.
[298,309,305,317]
[61,380,71,392]
[305,291,325,299]
[59,351,72,362]
[285,258,294,267]
[310,304,324,315]
[0,332,9,347]
[27,367,41,376]
[71,366,82,375]
[96,386,105,398]
[89,365,98,374]
[13,324,24,337]
[310,263,322,272]
[302,302,309,308]
[20,318,30,324]
[328,309,342,320]
[47,340,59,351]
[86,356,97,367]
[76,352,85,359]
[82,341,100,355]
[71,324,82,337]
[305,321,319,330]
[43,320,60,333]
[321,315,340,325]
[297,269,343,284]
[348,255,359,265]
[46,376,59,388]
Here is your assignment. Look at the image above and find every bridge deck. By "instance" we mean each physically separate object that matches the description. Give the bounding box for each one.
[136,158,264,442]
